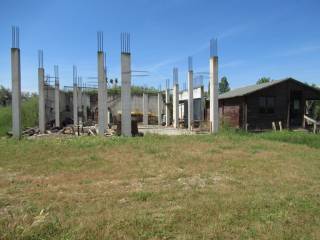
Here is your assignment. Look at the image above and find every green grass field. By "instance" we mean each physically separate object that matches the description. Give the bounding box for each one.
[0,131,320,239]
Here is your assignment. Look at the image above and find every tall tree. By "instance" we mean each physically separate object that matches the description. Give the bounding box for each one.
[219,76,230,94]
[256,77,271,85]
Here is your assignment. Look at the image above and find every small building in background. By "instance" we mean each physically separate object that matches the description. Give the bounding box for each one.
[218,78,320,131]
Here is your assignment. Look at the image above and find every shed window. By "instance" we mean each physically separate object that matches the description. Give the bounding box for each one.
[259,97,275,114]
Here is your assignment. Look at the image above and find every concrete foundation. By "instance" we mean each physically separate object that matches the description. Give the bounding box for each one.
[38,68,45,133]
[165,88,171,126]
[121,53,132,136]
[210,56,219,133]
[173,84,179,128]
[11,48,21,138]
[143,93,148,125]
[157,93,162,125]
[188,70,193,130]
[98,51,106,136]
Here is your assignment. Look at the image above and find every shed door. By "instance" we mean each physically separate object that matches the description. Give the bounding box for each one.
[290,91,303,127]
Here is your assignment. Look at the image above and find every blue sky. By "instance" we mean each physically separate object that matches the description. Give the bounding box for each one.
[0,0,320,92]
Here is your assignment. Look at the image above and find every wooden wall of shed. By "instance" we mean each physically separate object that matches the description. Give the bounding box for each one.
[219,97,243,128]
[246,80,320,130]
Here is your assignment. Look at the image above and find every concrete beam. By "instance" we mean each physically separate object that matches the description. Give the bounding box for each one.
[173,84,179,128]
[210,56,219,133]
[143,93,148,125]
[157,93,162,125]
[188,70,193,130]
[38,68,45,133]
[11,48,21,139]
[121,53,132,136]
[98,51,106,136]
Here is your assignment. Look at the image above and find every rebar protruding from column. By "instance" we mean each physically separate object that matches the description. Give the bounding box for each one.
[97,31,104,52]
[12,26,20,49]
[38,50,43,69]
[54,65,59,85]
[210,38,218,57]
[165,79,170,90]
[121,32,130,54]
[173,68,178,85]
[188,56,193,72]
[73,65,77,85]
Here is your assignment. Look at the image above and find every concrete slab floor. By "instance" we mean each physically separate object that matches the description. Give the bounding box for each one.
[138,125,201,135]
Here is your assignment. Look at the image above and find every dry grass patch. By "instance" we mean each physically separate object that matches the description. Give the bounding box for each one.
[0,133,320,239]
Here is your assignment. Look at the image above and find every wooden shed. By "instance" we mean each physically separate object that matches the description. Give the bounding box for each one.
[218,78,320,130]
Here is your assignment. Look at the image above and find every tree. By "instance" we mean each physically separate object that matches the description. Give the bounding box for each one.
[0,85,11,106]
[256,77,271,85]
[219,76,230,94]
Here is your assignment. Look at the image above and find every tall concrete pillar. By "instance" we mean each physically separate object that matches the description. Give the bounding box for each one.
[54,66,60,128]
[97,31,107,136]
[157,92,162,125]
[98,51,106,136]
[188,57,193,130]
[73,66,78,126]
[210,39,219,133]
[165,88,170,127]
[121,33,132,136]
[73,83,78,125]
[173,84,179,128]
[54,80,60,128]
[173,68,179,128]
[143,93,148,125]
[11,27,21,139]
[38,50,45,134]
[77,80,82,123]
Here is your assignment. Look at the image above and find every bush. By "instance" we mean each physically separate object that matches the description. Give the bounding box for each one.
[0,96,38,136]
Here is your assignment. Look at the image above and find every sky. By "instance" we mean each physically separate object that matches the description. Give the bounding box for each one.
[0,0,320,92]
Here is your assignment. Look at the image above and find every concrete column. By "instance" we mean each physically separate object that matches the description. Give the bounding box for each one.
[157,92,162,125]
[121,53,132,136]
[210,56,219,133]
[165,88,170,126]
[73,83,78,126]
[173,83,179,128]
[200,85,205,121]
[54,80,60,128]
[98,51,106,136]
[188,70,193,130]
[143,93,148,125]
[11,48,21,138]
[38,68,45,133]
[78,85,82,123]
[83,94,88,122]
